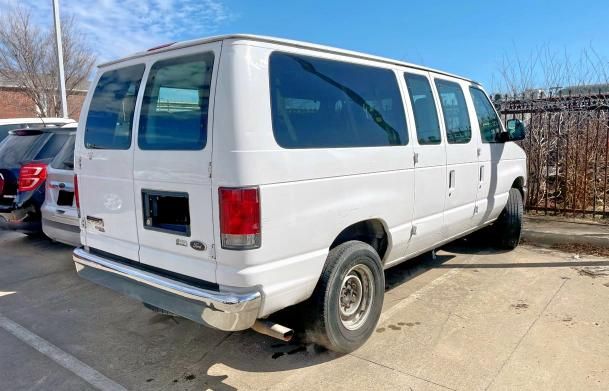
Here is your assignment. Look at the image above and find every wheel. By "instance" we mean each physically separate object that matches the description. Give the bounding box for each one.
[143,302,176,316]
[306,240,384,353]
[494,188,523,249]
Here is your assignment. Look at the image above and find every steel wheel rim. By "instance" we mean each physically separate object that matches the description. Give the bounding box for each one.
[339,263,374,330]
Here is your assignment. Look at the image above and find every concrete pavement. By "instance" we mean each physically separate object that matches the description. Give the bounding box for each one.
[523,215,609,249]
[1,230,609,390]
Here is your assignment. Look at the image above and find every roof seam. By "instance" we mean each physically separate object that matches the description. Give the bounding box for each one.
[98,34,478,84]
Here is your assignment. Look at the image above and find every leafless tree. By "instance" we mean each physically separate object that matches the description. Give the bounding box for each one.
[493,46,609,218]
[0,6,96,117]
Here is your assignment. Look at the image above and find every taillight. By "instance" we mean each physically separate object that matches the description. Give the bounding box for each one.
[18,163,47,192]
[74,174,80,209]
[219,187,261,250]
[0,173,4,195]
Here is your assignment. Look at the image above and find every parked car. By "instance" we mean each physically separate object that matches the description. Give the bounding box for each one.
[72,35,527,353]
[0,125,75,234]
[41,123,80,246]
[0,117,75,142]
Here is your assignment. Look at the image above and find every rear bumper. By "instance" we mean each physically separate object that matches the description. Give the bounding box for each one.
[42,217,80,246]
[72,247,261,331]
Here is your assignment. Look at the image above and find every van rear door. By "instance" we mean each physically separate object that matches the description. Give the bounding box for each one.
[132,45,220,282]
[76,63,146,261]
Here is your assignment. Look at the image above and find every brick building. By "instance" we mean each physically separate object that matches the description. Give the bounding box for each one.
[0,75,88,120]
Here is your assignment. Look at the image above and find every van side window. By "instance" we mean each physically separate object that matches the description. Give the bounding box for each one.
[404,73,441,145]
[469,87,502,143]
[435,79,472,144]
[139,53,214,150]
[85,64,145,150]
[269,52,408,148]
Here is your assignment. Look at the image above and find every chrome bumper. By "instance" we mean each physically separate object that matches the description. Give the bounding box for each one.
[73,247,261,331]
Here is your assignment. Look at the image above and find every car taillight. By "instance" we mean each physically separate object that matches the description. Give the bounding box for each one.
[18,163,47,192]
[74,174,80,209]
[0,173,4,195]
[219,187,261,250]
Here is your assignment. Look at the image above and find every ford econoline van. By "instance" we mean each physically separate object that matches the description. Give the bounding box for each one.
[73,35,526,353]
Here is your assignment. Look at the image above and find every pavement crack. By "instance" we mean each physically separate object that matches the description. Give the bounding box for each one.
[484,278,569,390]
[350,353,456,391]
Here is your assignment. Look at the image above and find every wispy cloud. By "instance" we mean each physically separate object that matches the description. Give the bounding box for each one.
[0,0,235,63]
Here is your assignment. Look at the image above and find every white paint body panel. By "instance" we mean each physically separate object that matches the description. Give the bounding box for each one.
[41,165,80,246]
[75,36,526,318]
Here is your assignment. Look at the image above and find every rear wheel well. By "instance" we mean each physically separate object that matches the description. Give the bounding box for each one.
[330,220,389,261]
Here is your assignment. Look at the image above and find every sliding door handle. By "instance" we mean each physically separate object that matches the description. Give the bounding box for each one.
[448,170,456,197]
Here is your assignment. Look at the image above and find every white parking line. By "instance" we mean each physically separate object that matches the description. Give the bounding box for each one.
[0,313,126,391]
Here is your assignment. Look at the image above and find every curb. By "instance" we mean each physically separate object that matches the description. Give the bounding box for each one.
[522,229,609,249]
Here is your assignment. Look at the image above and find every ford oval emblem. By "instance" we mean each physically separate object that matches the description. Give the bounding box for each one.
[190,241,206,251]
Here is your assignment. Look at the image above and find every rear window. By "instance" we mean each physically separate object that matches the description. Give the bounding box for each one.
[34,133,70,160]
[51,135,76,170]
[0,124,27,142]
[85,64,145,150]
[269,52,408,148]
[0,134,47,166]
[138,52,214,150]
[0,123,68,142]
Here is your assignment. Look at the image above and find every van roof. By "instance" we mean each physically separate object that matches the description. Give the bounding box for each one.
[99,34,479,85]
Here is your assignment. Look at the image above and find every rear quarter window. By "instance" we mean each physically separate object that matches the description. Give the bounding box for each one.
[269,52,408,148]
[85,64,145,150]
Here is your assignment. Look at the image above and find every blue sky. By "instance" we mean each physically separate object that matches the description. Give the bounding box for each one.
[3,0,609,92]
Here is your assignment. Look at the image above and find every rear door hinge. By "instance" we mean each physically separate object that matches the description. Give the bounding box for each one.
[208,162,212,178]
[411,225,417,235]
[209,243,216,259]
[413,152,419,164]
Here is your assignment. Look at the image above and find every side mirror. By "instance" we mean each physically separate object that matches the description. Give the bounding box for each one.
[504,119,526,142]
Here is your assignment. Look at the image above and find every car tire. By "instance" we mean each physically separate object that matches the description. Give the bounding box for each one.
[305,240,384,353]
[494,188,523,249]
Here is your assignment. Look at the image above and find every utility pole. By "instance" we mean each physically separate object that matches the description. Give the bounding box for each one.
[52,0,68,118]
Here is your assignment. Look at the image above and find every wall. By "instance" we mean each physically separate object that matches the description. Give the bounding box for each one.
[0,87,86,120]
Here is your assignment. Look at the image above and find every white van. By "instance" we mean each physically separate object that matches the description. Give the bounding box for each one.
[73,35,526,352]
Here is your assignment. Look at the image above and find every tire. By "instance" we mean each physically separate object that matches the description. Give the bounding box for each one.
[305,240,385,353]
[494,188,523,249]
[143,302,176,316]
